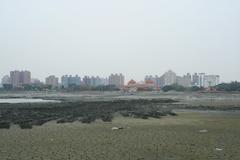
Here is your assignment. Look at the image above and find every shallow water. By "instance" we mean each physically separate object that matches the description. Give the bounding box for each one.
[0,98,60,104]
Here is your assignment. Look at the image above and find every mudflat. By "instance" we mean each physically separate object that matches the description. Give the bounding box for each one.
[0,92,240,160]
[0,111,240,160]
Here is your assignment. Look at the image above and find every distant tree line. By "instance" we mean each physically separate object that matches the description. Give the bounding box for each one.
[61,85,120,92]
[0,84,55,91]
[215,81,240,92]
[2,82,240,92]
[162,84,204,92]
[161,82,240,92]
[0,84,120,92]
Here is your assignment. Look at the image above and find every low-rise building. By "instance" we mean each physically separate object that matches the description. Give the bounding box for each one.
[125,79,155,92]
[145,75,161,88]
[31,78,42,85]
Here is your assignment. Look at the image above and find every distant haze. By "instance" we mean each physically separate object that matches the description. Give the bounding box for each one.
[1,0,240,82]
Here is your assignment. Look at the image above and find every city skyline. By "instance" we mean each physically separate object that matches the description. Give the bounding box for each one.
[1,0,240,82]
[0,70,226,85]
[0,70,223,83]
[0,65,236,84]
[1,69,221,88]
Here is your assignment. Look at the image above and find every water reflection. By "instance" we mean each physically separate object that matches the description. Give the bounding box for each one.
[0,98,60,103]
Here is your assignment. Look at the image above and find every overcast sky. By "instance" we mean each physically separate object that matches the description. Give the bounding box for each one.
[0,0,239,82]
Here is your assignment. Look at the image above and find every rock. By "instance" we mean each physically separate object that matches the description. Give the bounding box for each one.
[216,148,223,151]
[112,127,119,130]
[112,127,124,130]
[199,129,208,133]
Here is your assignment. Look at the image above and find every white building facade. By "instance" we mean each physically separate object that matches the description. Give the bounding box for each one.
[203,75,220,88]
[161,70,177,86]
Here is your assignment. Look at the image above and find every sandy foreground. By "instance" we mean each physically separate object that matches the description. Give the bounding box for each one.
[0,111,240,160]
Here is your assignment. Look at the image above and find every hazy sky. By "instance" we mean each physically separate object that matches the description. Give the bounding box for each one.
[0,0,240,82]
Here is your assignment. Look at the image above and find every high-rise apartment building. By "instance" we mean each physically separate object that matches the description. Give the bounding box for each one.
[46,75,59,88]
[199,73,205,87]
[183,73,192,87]
[61,75,81,88]
[109,73,125,88]
[81,76,108,87]
[90,76,102,87]
[192,73,200,86]
[100,78,109,86]
[177,73,191,87]
[10,71,20,87]
[161,70,177,87]
[82,76,91,86]
[10,70,31,88]
[203,75,220,88]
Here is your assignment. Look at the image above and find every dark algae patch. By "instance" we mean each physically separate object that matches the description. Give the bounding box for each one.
[0,99,177,129]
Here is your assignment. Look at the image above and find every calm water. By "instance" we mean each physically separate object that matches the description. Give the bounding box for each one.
[0,98,60,104]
